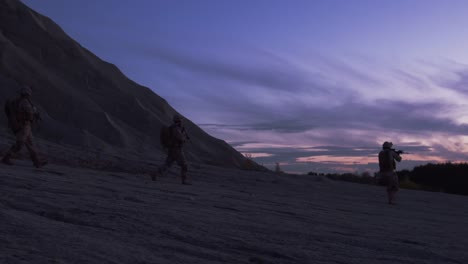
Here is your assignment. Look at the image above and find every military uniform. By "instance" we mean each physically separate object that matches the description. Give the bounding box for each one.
[378,142,402,204]
[2,88,46,168]
[155,115,190,184]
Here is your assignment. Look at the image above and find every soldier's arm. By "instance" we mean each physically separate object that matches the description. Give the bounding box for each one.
[392,151,402,162]
[182,127,190,141]
[32,105,41,121]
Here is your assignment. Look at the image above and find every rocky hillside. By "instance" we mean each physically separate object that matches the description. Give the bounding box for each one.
[0,0,253,169]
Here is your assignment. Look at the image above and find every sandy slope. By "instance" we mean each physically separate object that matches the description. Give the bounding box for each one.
[1,162,467,264]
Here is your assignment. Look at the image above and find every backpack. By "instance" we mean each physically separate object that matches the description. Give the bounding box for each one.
[4,98,21,133]
[378,149,395,172]
[160,125,174,148]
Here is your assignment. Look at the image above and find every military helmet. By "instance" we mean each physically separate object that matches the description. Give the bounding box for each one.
[382,141,393,149]
[20,86,32,96]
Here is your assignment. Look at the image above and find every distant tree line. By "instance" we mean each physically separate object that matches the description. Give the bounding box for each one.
[308,162,468,196]
[311,171,376,185]
[407,162,468,195]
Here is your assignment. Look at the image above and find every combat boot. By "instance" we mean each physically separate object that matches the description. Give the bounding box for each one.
[181,173,192,185]
[34,160,48,168]
[2,154,13,165]
[152,169,163,181]
[32,155,47,168]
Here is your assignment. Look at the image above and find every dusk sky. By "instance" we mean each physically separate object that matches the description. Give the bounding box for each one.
[22,0,468,173]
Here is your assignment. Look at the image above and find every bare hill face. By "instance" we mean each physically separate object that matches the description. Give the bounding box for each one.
[0,0,249,168]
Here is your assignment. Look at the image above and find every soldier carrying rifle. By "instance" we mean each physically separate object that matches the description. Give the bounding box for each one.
[2,86,47,168]
[378,141,403,205]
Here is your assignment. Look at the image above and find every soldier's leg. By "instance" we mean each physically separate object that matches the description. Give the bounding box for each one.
[181,164,189,184]
[2,126,27,165]
[175,150,189,184]
[160,154,175,174]
[24,129,46,168]
[154,150,175,181]
[387,173,399,204]
[2,142,21,165]
[392,173,399,204]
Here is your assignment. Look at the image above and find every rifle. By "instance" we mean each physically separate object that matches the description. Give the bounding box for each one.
[391,149,409,155]
[181,127,191,141]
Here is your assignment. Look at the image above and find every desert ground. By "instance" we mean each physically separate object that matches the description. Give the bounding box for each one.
[1,157,467,264]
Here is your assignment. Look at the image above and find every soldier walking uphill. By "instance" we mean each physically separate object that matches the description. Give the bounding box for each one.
[378,141,402,205]
[2,86,47,168]
[155,114,190,184]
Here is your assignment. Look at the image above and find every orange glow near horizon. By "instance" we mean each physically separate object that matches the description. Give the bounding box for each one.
[296,155,375,165]
[296,153,450,165]
[242,152,275,158]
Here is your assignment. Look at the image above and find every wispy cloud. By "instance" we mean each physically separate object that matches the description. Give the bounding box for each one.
[120,38,468,173]
[130,44,335,95]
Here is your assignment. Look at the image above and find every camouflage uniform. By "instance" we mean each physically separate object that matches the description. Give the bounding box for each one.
[156,115,189,184]
[378,141,402,204]
[2,88,46,168]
